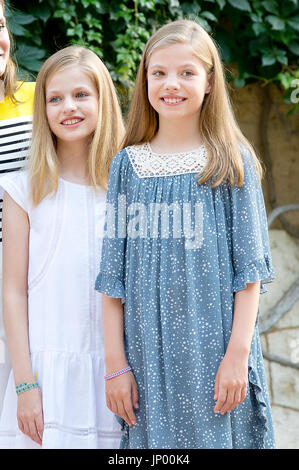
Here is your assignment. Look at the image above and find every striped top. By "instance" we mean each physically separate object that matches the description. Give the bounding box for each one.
[0,81,35,243]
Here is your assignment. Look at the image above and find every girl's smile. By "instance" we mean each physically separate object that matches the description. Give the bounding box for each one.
[161,94,187,105]
[60,116,84,127]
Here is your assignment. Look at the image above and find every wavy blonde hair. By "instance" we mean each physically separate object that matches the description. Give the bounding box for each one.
[0,0,18,102]
[28,45,125,206]
[123,19,262,187]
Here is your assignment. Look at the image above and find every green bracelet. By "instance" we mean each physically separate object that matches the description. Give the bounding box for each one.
[16,381,39,395]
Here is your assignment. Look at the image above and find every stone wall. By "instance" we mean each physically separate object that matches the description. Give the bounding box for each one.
[260,230,299,449]
[231,82,299,229]
[232,83,299,449]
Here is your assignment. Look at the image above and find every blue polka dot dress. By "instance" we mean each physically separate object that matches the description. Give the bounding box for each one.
[95,143,276,449]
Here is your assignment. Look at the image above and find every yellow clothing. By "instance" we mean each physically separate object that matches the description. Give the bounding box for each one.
[0,81,35,119]
[0,81,35,175]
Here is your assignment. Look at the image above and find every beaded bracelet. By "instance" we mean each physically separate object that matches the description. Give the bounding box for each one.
[16,381,39,395]
[104,366,132,381]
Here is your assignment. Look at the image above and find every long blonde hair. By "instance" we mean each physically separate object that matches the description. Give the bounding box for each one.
[0,0,18,102]
[28,45,125,206]
[123,19,262,187]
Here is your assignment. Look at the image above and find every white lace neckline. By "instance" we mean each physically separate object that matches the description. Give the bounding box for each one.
[126,142,206,178]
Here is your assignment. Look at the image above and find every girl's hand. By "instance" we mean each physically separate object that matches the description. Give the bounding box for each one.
[17,387,44,445]
[213,352,248,415]
[105,371,139,427]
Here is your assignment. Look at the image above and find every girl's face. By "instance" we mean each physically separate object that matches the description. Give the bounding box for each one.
[147,43,211,124]
[46,65,99,148]
[0,5,10,78]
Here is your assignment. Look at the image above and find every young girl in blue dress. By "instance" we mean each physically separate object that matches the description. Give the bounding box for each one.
[95,19,276,449]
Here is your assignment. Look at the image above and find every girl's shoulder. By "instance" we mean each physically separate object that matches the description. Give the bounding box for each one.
[113,143,147,159]
[238,143,255,166]
[120,143,147,171]
[108,144,152,183]
[107,148,132,182]
[238,143,261,185]
[110,145,148,172]
[112,147,131,163]
[0,169,29,212]
[0,168,29,189]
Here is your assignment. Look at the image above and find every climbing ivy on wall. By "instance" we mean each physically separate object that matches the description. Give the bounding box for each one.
[5,0,299,112]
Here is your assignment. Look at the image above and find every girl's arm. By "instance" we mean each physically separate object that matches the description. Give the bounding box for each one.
[102,295,139,426]
[213,281,260,415]
[2,192,43,445]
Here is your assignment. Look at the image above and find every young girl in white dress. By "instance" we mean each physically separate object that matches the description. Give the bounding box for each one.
[0,45,124,449]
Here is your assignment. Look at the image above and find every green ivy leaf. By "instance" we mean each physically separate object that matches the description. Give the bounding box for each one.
[250,13,263,23]
[16,44,46,73]
[277,55,288,65]
[81,0,101,7]
[265,15,285,31]
[227,0,251,12]
[252,23,267,36]
[288,41,299,55]
[288,16,299,32]
[17,45,46,60]
[215,0,226,9]
[9,12,36,25]
[169,0,180,7]
[262,54,276,66]
[200,11,218,22]
[7,22,27,36]
[197,17,211,32]
[6,9,36,36]
[31,5,52,24]
[261,1,280,16]
[276,72,290,89]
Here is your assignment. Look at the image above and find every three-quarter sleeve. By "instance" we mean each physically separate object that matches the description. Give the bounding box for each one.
[95,150,128,303]
[230,147,275,294]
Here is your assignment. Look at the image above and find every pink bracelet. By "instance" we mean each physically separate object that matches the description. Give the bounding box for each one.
[104,366,132,381]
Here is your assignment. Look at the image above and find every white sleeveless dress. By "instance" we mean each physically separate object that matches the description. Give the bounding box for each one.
[0,170,122,449]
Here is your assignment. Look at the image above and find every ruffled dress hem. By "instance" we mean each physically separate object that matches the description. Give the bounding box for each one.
[247,359,270,448]
[0,426,122,450]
